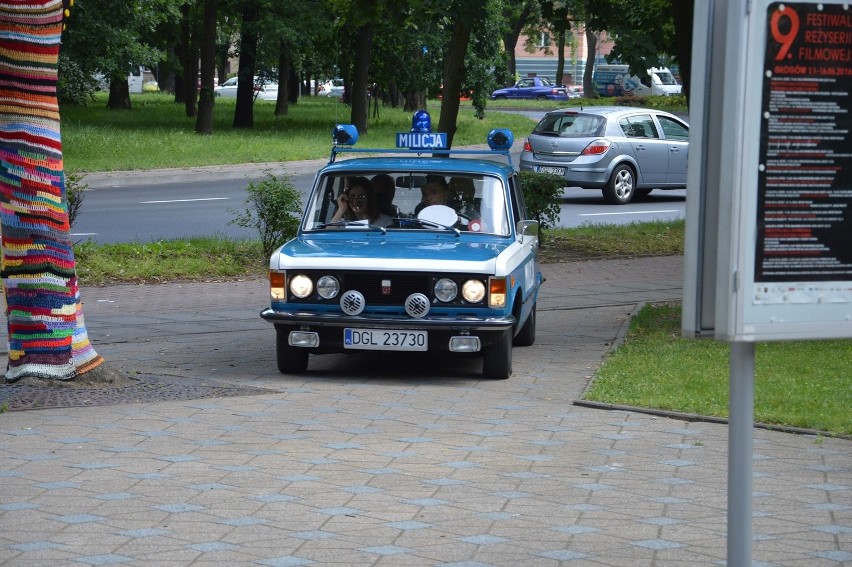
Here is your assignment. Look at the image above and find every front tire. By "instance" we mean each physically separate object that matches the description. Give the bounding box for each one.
[603,164,635,204]
[482,328,513,380]
[275,326,309,374]
[513,303,536,347]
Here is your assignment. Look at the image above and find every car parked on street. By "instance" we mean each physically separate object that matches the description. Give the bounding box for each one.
[260,112,542,379]
[519,106,689,204]
[490,77,570,101]
[318,78,344,98]
[214,76,278,101]
[565,85,583,98]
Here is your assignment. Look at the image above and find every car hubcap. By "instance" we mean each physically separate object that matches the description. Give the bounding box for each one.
[615,171,633,200]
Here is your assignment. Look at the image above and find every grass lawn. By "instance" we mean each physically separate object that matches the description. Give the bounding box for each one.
[584,302,852,436]
[60,93,538,173]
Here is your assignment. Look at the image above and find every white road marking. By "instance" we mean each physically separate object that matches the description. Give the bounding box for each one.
[71,232,98,236]
[140,197,230,204]
[581,209,679,217]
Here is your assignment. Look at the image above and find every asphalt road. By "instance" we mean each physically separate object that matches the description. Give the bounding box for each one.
[73,171,315,244]
[73,168,686,244]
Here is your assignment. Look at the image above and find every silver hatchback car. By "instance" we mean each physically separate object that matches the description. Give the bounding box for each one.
[519,106,689,204]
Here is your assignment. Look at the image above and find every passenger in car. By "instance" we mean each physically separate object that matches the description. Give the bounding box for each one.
[331,176,393,227]
[372,174,399,217]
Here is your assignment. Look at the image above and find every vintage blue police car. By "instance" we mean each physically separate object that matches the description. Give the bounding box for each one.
[260,112,542,379]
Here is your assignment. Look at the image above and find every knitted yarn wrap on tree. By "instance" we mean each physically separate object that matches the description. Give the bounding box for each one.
[0,0,103,381]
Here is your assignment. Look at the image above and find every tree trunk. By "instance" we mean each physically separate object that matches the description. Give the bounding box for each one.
[350,21,373,134]
[182,2,199,117]
[584,27,597,97]
[555,27,566,85]
[403,90,425,112]
[671,0,693,105]
[275,42,289,116]
[437,12,475,149]
[502,1,534,80]
[161,46,177,95]
[107,75,131,109]
[175,3,191,104]
[234,0,259,129]
[0,0,104,382]
[288,66,299,104]
[195,0,218,135]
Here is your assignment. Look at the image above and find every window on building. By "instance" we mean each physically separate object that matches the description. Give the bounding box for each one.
[539,32,551,48]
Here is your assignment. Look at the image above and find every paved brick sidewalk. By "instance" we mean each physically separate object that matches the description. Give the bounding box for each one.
[0,256,849,566]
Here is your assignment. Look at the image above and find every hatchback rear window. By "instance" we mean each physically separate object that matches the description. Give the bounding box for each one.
[533,113,605,137]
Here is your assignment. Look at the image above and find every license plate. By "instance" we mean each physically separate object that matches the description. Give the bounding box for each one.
[344,329,427,351]
[537,166,565,175]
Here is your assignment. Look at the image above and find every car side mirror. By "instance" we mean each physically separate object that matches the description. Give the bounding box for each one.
[516,220,539,242]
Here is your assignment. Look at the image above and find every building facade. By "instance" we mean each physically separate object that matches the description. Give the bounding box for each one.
[514,25,614,85]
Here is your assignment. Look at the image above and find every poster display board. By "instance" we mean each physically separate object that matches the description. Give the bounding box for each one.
[727,0,852,340]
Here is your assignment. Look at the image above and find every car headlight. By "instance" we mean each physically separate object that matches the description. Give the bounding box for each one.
[289,274,313,298]
[461,279,486,303]
[434,278,458,302]
[316,275,340,299]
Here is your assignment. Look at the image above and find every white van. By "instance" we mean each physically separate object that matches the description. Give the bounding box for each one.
[593,65,681,97]
[127,66,144,94]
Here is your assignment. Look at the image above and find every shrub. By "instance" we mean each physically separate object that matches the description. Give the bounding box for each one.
[615,95,649,107]
[519,170,563,245]
[65,172,87,228]
[229,172,302,257]
[57,54,98,105]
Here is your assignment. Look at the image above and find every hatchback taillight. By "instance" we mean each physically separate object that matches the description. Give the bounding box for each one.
[523,138,532,152]
[581,140,611,156]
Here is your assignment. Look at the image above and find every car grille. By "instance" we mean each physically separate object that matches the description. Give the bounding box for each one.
[344,273,427,305]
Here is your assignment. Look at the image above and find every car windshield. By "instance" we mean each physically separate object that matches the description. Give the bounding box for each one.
[302,172,510,236]
[654,71,678,85]
[533,113,605,137]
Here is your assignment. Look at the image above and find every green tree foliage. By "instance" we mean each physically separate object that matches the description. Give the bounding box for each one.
[60,0,182,109]
[586,0,678,82]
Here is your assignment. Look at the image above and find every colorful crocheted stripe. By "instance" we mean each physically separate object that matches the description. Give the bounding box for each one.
[1,0,102,381]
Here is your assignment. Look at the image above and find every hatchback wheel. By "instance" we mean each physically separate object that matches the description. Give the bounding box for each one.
[603,164,635,204]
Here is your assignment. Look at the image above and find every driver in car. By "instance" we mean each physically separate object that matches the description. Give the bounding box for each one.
[415,175,450,215]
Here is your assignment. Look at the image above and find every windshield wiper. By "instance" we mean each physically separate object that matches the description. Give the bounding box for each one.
[396,218,460,236]
[318,220,387,234]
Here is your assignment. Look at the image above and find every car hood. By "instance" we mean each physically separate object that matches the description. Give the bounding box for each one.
[271,235,512,273]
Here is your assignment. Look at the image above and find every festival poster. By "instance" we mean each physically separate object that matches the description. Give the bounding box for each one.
[754,2,852,305]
